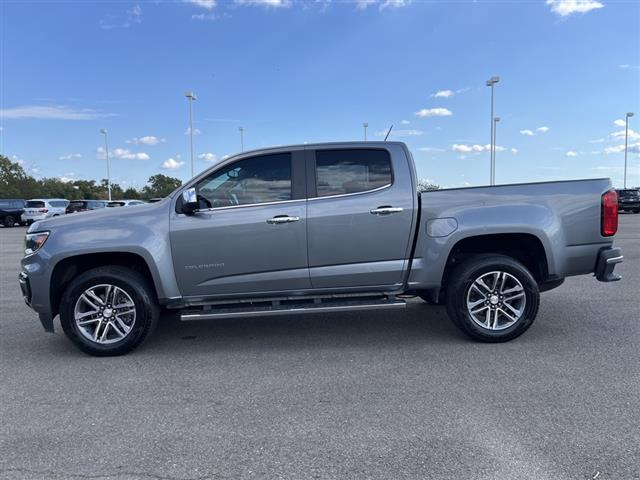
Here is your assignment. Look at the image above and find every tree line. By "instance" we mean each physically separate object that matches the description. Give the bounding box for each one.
[0,155,182,200]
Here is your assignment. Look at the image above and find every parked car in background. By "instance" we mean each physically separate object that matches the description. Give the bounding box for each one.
[21,199,69,225]
[0,199,26,227]
[616,188,640,213]
[107,200,146,207]
[65,200,108,214]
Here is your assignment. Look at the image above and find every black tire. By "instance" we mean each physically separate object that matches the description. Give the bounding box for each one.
[59,266,159,356]
[3,215,15,227]
[445,255,540,342]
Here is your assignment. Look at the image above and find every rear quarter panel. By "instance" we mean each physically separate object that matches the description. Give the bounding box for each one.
[408,178,614,289]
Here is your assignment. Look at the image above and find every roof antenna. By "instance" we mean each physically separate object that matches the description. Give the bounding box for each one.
[384,124,394,141]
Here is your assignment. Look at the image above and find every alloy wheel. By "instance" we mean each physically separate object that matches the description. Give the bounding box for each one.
[465,271,526,331]
[73,284,136,344]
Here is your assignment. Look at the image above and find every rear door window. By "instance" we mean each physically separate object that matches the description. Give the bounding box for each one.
[49,200,68,208]
[26,201,45,208]
[314,149,392,197]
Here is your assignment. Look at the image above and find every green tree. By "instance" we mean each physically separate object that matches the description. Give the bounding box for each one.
[416,179,440,192]
[122,187,141,199]
[142,174,182,199]
[0,155,37,198]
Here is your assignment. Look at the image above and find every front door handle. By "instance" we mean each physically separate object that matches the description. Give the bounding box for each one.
[267,215,300,224]
[370,206,404,215]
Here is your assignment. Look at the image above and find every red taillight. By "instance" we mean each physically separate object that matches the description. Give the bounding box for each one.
[38,208,48,213]
[601,189,618,236]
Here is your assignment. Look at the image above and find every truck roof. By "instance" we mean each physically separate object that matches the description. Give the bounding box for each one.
[227,141,407,158]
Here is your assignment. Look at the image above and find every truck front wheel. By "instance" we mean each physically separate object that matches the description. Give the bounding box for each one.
[445,255,540,342]
[59,266,159,356]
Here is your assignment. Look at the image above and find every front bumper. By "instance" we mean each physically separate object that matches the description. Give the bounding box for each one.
[595,247,623,282]
[20,249,56,332]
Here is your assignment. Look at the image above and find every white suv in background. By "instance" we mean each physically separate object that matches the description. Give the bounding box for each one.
[21,199,69,224]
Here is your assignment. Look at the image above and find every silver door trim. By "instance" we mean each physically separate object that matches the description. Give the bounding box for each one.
[307,183,392,202]
[191,198,306,214]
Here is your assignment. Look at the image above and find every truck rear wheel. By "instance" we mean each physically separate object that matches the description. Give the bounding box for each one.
[445,255,539,342]
[59,266,159,356]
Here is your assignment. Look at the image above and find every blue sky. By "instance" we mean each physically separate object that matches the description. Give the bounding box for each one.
[1,0,639,190]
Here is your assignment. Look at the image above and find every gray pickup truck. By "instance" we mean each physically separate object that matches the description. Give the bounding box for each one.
[19,142,623,356]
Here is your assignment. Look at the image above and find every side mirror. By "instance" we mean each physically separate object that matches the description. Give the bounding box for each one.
[181,187,198,215]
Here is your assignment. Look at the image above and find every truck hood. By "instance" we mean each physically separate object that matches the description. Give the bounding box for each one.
[28,198,171,233]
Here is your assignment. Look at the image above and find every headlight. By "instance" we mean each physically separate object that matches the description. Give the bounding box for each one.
[25,232,49,255]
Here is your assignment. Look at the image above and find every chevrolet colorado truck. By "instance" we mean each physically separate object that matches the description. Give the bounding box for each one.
[19,142,623,356]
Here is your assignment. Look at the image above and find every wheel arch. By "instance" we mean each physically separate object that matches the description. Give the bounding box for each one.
[49,251,160,318]
[441,232,550,290]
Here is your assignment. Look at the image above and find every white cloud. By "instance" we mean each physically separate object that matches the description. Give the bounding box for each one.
[198,153,218,162]
[99,4,142,29]
[192,12,217,20]
[184,0,216,9]
[415,107,452,118]
[161,158,185,170]
[520,126,549,136]
[184,127,201,136]
[611,129,640,140]
[619,64,639,70]
[127,135,166,146]
[452,144,509,153]
[0,105,114,120]
[546,0,604,17]
[400,120,410,125]
[432,90,454,98]
[511,148,519,154]
[380,0,410,9]
[589,138,606,144]
[613,119,626,127]
[566,151,578,157]
[355,0,377,9]
[376,129,423,137]
[58,175,75,183]
[104,148,150,161]
[234,0,291,6]
[605,142,640,155]
[58,153,82,160]
[418,147,445,152]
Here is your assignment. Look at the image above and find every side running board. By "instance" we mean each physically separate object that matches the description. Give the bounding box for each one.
[180,296,406,321]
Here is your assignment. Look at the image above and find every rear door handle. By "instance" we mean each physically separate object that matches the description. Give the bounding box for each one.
[370,206,404,215]
[267,215,300,224]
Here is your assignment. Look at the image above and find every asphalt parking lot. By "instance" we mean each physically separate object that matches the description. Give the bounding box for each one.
[0,216,638,480]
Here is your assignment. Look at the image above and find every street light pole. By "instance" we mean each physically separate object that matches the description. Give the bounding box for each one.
[486,76,500,185]
[624,112,634,188]
[363,122,368,141]
[100,129,111,201]
[185,91,197,178]
[493,117,500,185]
[239,127,244,152]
